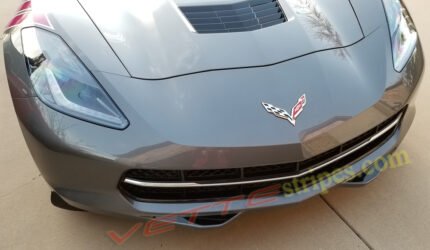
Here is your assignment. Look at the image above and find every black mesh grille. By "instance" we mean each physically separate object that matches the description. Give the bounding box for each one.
[244,162,297,178]
[180,0,287,33]
[126,169,181,182]
[120,109,405,202]
[298,146,342,171]
[184,168,241,181]
[342,128,378,152]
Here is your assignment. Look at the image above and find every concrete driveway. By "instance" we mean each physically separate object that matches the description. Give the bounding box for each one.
[0,0,428,249]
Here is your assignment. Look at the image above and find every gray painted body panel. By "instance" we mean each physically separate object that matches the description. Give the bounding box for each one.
[78,0,364,79]
[349,0,387,35]
[2,0,425,226]
[38,0,130,76]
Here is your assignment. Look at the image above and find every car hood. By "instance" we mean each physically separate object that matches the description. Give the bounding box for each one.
[78,0,364,79]
[90,23,399,153]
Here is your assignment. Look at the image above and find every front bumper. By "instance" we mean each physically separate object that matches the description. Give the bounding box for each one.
[17,102,415,222]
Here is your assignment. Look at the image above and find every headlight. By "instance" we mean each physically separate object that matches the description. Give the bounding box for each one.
[382,0,418,72]
[21,28,129,129]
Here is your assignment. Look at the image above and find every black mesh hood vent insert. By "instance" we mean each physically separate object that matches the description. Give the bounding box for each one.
[180,0,287,33]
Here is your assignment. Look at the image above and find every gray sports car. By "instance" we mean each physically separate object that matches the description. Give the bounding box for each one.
[3,0,424,228]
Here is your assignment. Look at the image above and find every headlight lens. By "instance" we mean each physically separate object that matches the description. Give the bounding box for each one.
[21,28,129,129]
[382,0,417,72]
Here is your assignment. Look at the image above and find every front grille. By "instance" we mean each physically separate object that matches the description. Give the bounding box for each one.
[120,109,404,202]
[244,162,297,178]
[180,0,287,33]
[125,169,181,182]
[184,168,241,181]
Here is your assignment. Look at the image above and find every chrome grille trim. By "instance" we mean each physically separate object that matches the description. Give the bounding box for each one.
[124,115,402,188]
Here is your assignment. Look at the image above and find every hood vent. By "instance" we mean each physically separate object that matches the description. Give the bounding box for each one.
[180,0,287,33]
